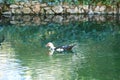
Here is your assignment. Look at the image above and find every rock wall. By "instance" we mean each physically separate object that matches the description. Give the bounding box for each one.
[1,1,120,15]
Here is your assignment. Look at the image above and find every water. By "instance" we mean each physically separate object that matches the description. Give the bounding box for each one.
[0,15,120,80]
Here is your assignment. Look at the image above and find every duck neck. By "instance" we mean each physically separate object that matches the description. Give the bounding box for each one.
[50,45,55,51]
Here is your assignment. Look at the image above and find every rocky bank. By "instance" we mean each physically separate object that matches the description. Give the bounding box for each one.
[0,1,120,15]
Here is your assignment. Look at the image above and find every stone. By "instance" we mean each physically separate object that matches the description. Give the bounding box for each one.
[0,7,2,13]
[66,8,72,14]
[82,5,88,10]
[40,8,45,14]
[32,4,40,14]
[63,4,69,9]
[100,5,106,12]
[112,11,116,14]
[62,5,69,13]
[32,16,41,25]
[52,5,63,14]
[23,15,31,21]
[40,3,47,7]
[53,16,63,23]
[112,7,116,14]
[22,7,31,14]
[10,21,18,24]
[19,5,23,9]
[99,16,105,21]
[78,7,84,14]
[31,1,39,5]
[94,6,101,14]
[26,2,31,7]
[43,7,51,11]
[119,8,120,14]
[78,5,83,9]
[82,5,89,13]
[67,7,78,14]
[88,9,94,14]
[108,12,113,14]
[15,9,22,14]
[15,2,19,5]
[46,15,54,19]
[2,11,12,15]
[46,9,54,14]
[11,8,15,14]
[24,3,31,7]
[10,4,19,9]
[19,2,25,5]
[14,15,21,20]
[94,6,100,12]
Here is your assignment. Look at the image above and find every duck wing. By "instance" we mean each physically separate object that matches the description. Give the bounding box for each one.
[62,45,75,50]
[55,46,64,52]
[55,44,75,52]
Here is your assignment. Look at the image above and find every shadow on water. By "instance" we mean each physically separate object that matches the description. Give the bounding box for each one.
[0,15,120,80]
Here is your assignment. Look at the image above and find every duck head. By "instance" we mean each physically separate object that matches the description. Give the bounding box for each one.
[46,42,55,50]
[46,42,55,55]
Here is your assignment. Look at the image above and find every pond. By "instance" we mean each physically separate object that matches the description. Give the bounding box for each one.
[0,15,120,80]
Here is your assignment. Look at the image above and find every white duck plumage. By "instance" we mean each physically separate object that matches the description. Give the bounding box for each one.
[46,42,55,51]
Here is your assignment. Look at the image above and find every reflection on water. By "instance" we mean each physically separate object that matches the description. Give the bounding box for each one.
[0,15,120,80]
[0,42,73,80]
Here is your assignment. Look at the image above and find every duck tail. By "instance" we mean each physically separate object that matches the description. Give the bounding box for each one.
[71,44,76,47]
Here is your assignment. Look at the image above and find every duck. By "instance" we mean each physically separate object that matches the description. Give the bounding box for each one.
[46,42,75,55]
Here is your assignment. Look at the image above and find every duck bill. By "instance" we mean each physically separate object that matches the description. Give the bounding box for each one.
[45,43,49,47]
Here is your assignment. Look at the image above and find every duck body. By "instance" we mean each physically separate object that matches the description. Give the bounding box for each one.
[55,45,75,52]
[46,42,75,55]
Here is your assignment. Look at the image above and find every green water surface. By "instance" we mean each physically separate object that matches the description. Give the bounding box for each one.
[0,16,120,80]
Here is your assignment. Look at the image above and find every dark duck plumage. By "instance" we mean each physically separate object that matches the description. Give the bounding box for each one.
[46,42,75,55]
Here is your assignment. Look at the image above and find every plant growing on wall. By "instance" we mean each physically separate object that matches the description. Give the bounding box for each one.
[4,0,16,4]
